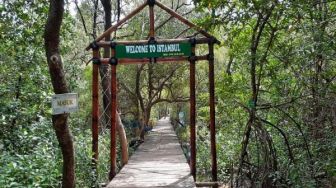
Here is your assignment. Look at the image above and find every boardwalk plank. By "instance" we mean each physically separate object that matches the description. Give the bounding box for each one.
[106,118,195,188]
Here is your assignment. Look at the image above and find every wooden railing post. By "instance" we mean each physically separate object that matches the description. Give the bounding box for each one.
[208,41,218,185]
[92,48,100,185]
[109,46,118,180]
[92,49,100,165]
[189,39,196,180]
[148,0,155,38]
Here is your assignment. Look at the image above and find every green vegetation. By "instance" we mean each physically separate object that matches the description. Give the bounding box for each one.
[1,0,335,187]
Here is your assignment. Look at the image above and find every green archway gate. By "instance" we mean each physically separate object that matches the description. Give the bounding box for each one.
[86,0,220,185]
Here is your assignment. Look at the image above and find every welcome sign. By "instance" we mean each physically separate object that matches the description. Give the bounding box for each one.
[115,42,191,58]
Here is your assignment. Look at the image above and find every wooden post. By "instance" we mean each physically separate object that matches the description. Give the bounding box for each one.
[208,42,218,185]
[109,48,118,180]
[92,49,99,167]
[92,48,100,187]
[189,44,196,180]
[149,1,155,38]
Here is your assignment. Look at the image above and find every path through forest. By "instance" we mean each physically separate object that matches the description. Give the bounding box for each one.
[107,118,195,188]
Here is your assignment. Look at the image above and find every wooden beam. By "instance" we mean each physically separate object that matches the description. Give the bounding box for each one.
[96,37,212,47]
[97,55,208,65]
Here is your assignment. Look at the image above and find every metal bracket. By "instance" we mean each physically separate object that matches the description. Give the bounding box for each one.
[207,54,214,61]
[148,37,156,44]
[188,56,197,62]
[189,37,197,47]
[110,41,118,65]
[110,41,117,49]
[148,58,157,64]
[147,0,155,6]
[90,42,99,50]
[209,36,220,45]
[92,58,101,65]
[109,57,118,65]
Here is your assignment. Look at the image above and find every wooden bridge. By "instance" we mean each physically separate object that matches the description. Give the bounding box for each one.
[107,118,195,188]
[87,0,219,186]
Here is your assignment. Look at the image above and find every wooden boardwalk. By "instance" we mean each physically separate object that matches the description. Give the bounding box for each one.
[107,118,195,188]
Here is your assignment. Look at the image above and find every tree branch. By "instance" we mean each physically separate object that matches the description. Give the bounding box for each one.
[259,118,295,163]
[74,0,88,36]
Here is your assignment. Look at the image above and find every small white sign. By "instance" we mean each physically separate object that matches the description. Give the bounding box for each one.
[52,93,79,115]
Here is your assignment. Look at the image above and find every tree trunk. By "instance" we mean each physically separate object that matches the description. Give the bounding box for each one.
[100,0,112,128]
[101,0,128,165]
[135,65,145,140]
[310,1,327,139]
[116,113,128,165]
[139,112,146,141]
[52,115,75,188]
[140,107,151,141]
[236,6,274,185]
[44,0,75,187]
